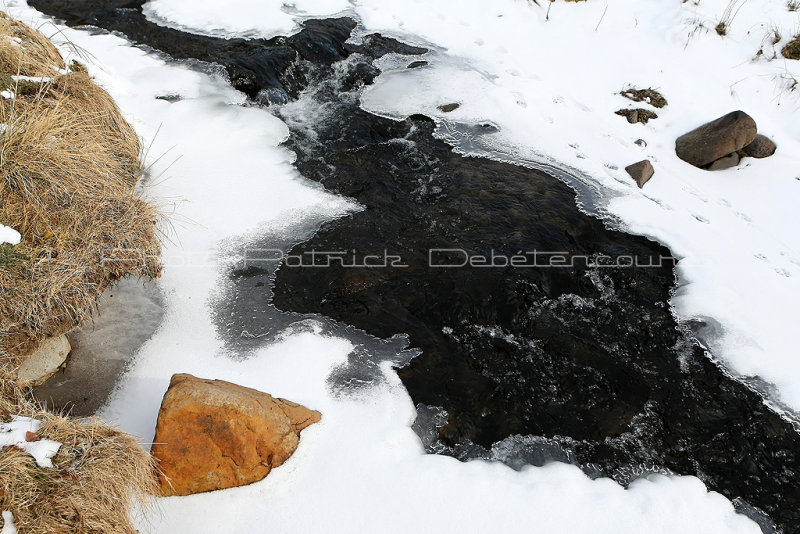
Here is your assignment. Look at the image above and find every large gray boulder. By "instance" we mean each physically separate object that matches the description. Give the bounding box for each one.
[675,111,757,168]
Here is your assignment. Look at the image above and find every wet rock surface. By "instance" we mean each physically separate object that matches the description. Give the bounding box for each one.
[15,334,70,386]
[31,2,800,531]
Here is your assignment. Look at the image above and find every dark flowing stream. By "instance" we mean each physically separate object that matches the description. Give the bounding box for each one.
[30,1,800,531]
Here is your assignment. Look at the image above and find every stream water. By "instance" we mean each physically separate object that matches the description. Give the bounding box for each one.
[29,2,800,531]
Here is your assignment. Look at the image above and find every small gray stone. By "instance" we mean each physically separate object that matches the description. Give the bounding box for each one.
[707,152,741,171]
[742,134,776,158]
[438,103,460,113]
[625,159,655,188]
[15,335,71,386]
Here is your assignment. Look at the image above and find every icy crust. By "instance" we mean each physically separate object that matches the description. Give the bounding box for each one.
[142,0,352,40]
[0,416,61,468]
[2,1,765,532]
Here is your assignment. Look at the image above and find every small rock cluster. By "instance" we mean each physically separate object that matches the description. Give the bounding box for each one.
[675,110,775,170]
[623,109,776,189]
[616,87,667,125]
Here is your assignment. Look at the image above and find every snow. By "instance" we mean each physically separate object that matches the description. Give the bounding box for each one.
[0,512,16,534]
[142,0,351,39]
[136,0,800,421]
[351,0,800,417]
[10,75,51,83]
[0,225,21,246]
[0,416,61,468]
[2,0,791,532]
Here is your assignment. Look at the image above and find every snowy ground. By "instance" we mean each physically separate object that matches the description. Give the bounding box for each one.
[6,0,799,532]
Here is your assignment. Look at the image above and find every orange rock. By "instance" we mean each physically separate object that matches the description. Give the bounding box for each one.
[150,373,321,496]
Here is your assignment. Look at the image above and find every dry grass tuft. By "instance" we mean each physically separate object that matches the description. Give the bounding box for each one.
[715,0,748,37]
[783,35,800,59]
[0,12,64,78]
[0,14,161,365]
[0,381,158,534]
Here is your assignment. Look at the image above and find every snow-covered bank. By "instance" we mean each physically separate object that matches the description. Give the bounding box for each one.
[3,1,772,532]
[144,0,800,417]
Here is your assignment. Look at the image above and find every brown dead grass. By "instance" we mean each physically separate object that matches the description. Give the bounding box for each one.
[0,13,161,534]
[0,12,64,78]
[0,380,158,534]
[783,35,800,59]
[0,13,161,365]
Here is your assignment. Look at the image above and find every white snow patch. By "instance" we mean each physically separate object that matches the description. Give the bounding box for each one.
[0,416,61,468]
[142,0,352,39]
[10,75,51,83]
[0,511,17,534]
[0,225,21,246]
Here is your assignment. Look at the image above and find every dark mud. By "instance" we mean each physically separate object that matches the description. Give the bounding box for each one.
[30,2,800,531]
